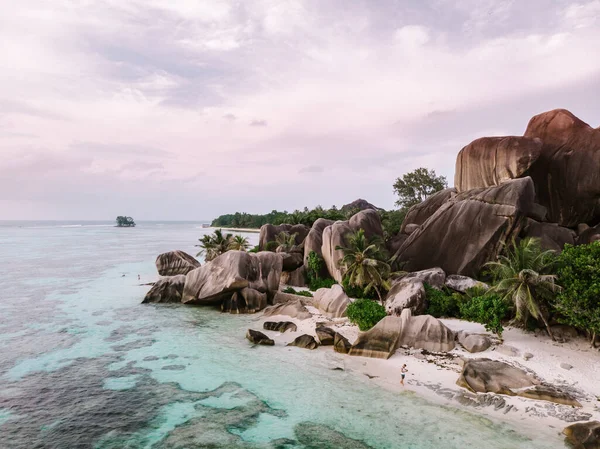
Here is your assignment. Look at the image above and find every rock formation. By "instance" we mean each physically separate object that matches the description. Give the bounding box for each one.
[333,333,352,354]
[222,287,267,314]
[401,267,446,289]
[457,359,581,406]
[246,329,275,345]
[263,321,298,333]
[258,224,310,251]
[341,198,379,213]
[142,275,186,303]
[155,250,200,276]
[400,188,456,234]
[182,251,282,310]
[287,334,319,350]
[457,331,492,353]
[395,177,534,276]
[524,109,600,227]
[303,218,335,274]
[349,309,455,359]
[454,136,542,193]
[263,300,312,320]
[444,275,488,293]
[312,285,350,318]
[520,219,575,252]
[322,209,383,282]
[280,265,307,287]
[315,325,336,345]
[563,421,600,449]
[385,279,427,316]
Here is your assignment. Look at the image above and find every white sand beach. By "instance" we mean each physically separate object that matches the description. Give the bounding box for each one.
[257,302,600,443]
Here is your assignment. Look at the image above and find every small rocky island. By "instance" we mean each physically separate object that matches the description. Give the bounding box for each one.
[116,216,136,227]
[143,108,600,448]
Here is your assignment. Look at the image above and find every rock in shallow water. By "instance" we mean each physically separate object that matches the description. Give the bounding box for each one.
[155,250,200,276]
[142,275,185,304]
[246,329,274,346]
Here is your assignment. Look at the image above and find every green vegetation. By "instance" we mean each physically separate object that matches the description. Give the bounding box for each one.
[336,229,391,304]
[115,216,135,227]
[275,231,297,252]
[305,251,337,291]
[554,242,600,346]
[282,287,313,297]
[485,237,560,339]
[393,167,447,209]
[459,290,509,337]
[424,284,460,318]
[211,206,346,229]
[346,298,387,331]
[195,229,250,261]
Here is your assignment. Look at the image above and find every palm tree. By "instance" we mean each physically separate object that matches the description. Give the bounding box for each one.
[195,229,234,261]
[275,231,298,252]
[485,237,560,340]
[229,235,250,251]
[336,229,391,304]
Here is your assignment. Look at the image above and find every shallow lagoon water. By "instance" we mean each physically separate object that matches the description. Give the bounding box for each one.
[0,222,565,448]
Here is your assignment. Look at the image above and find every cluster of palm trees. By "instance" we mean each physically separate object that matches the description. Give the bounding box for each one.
[196,229,250,261]
[336,229,394,304]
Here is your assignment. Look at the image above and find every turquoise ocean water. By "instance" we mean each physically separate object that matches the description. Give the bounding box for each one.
[0,221,564,448]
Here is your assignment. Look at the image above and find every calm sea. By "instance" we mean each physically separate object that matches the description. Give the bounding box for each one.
[0,221,563,448]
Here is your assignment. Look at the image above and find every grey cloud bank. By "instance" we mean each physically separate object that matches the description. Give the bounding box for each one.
[1,0,599,220]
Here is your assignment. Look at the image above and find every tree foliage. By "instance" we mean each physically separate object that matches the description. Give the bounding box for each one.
[115,216,136,227]
[211,206,347,229]
[337,229,391,303]
[393,168,447,209]
[195,229,249,261]
[554,242,600,345]
[274,231,297,253]
[346,298,387,331]
[459,291,509,337]
[424,284,461,318]
[485,237,560,339]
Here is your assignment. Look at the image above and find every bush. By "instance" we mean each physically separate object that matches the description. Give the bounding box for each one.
[554,242,600,344]
[248,245,260,253]
[282,287,313,297]
[341,277,379,300]
[424,283,460,318]
[265,241,278,252]
[308,277,337,291]
[346,299,387,331]
[306,251,323,281]
[459,292,508,337]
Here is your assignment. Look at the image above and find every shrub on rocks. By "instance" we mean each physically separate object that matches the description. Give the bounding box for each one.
[346,299,387,331]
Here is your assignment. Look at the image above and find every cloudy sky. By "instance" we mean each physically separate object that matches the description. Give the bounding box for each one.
[1,0,600,220]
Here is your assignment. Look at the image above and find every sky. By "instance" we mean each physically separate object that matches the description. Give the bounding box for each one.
[1,0,600,220]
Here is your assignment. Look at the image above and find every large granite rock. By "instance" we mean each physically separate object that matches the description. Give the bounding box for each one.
[303,218,335,275]
[457,359,581,406]
[333,333,352,354]
[246,329,274,346]
[454,136,542,193]
[395,177,535,276]
[401,267,446,289]
[287,334,319,350]
[142,275,186,304]
[445,275,489,293]
[400,188,456,233]
[349,309,455,359]
[182,251,282,309]
[385,279,427,316]
[280,265,307,287]
[155,250,200,276]
[312,285,350,318]
[259,224,310,251]
[263,300,312,320]
[521,219,575,252]
[280,250,304,272]
[340,198,378,213]
[322,209,384,282]
[315,326,336,345]
[524,109,600,227]
[563,421,600,449]
[578,223,600,245]
[222,287,267,314]
[457,331,492,353]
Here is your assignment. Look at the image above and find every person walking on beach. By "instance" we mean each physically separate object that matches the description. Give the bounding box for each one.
[400,364,408,386]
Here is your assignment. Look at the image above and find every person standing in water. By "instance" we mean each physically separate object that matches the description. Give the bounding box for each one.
[400,364,408,386]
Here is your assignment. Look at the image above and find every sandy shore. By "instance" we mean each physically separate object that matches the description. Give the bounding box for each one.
[256,301,600,444]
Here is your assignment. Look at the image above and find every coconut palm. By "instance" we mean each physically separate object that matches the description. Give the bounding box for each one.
[275,231,298,252]
[195,229,234,261]
[485,237,560,340]
[336,229,392,304]
[229,235,250,251]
